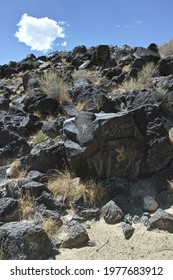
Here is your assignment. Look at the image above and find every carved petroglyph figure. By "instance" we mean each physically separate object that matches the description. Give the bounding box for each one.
[80,123,88,133]
[115,146,125,162]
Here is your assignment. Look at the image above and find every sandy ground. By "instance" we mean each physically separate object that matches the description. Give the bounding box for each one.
[57,217,173,260]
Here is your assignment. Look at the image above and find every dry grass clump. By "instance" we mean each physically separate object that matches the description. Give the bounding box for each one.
[6,159,26,179]
[48,171,107,207]
[18,192,35,220]
[168,181,173,191]
[159,39,173,57]
[72,69,97,84]
[30,131,47,143]
[137,62,158,84]
[169,127,173,143]
[39,72,71,102]
[81,179,107,207]
[42,219,62,239]
[33,110,42,118]
[118,62,158,93]
[75,101,85,111]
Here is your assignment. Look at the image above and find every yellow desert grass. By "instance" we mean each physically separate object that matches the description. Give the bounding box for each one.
[6,159,21,178]
[48,171,107,207]
[159,39,173,57]
[18,192,35,220]
[29,131,47,143]
[42,218,62,239]
[118,62,158,93]
[39,71,71,102]
[72,69,97,84]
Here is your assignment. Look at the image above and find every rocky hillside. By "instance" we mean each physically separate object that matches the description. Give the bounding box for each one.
[1,43,173,259]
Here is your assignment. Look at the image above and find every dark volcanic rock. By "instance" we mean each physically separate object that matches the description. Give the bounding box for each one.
[90,45,110,66]
[148,208,173,233]
[101,200,124,224]
[3,113,42,137]
[0,122,30,158]
[20,181,48,197]
[0,221,58,259]
[0,197,19,222]
[61,220,89,248]
[22,140,68,173]
[22,89,60,114]
[152,75,173,92]
[158,55,173,76]
[64,106,173,179]
[122,222,135,239]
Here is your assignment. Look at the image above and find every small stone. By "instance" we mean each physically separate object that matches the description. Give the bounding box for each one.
[143,196,158,212]
[101,200,124,224]
[122,223,135,239]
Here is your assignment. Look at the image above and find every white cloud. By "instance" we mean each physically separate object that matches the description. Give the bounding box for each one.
[15,13,66,52]
[116,24,121,29]
[134,19,143,25]
[61,41,67,47]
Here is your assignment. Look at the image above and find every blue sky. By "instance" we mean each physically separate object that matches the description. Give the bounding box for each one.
[0,0,173,65]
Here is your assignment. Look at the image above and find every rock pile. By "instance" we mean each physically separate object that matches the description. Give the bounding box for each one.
[1,43,173,259]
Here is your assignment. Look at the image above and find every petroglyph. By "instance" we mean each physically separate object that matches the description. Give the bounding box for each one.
[80,123,88,133]
[115,146,125,162]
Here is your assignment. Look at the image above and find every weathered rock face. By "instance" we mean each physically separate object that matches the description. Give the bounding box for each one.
[158,55,173,76]
[0,197,19,223]
[64,106,173,179]
[148,208,173,233]
[0,122,30,158]
[101,200,124,224]
[22,140,68,173]
[0,221,58,259]
[61,220,89,248]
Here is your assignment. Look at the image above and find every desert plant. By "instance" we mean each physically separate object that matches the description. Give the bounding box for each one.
[169,127,173,143]
[159,39,173,57]
[6,159,21,178]
[72,69,97,84]
[118,62,158,93]
[18,192,35,220]
[30,131,47,143]
[75,101,85,111]
[48,171,107,207]
[39,71,71,102]
[42,219,62,239]
[137,62,158,85]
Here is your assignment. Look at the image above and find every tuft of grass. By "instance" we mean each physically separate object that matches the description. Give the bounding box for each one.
[137,62,158,85]
[118,62,158,93]
[169,127,173,143]
[168,180,173,191]
[6,160,22,178]
[39,72,71,102]
[30,131,47,143]
[75,101,85,111]
[72,69,97,84]
[159,39,173,58]
[42,218,62,239]
[48,171,107,207]
[33,110,42,118]
[18,192,35,220]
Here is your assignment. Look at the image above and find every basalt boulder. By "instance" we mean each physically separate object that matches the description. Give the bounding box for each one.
[0,122,30,158]
[22,139,68,173]
[63,105,173,179]
[0,221,58,259]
